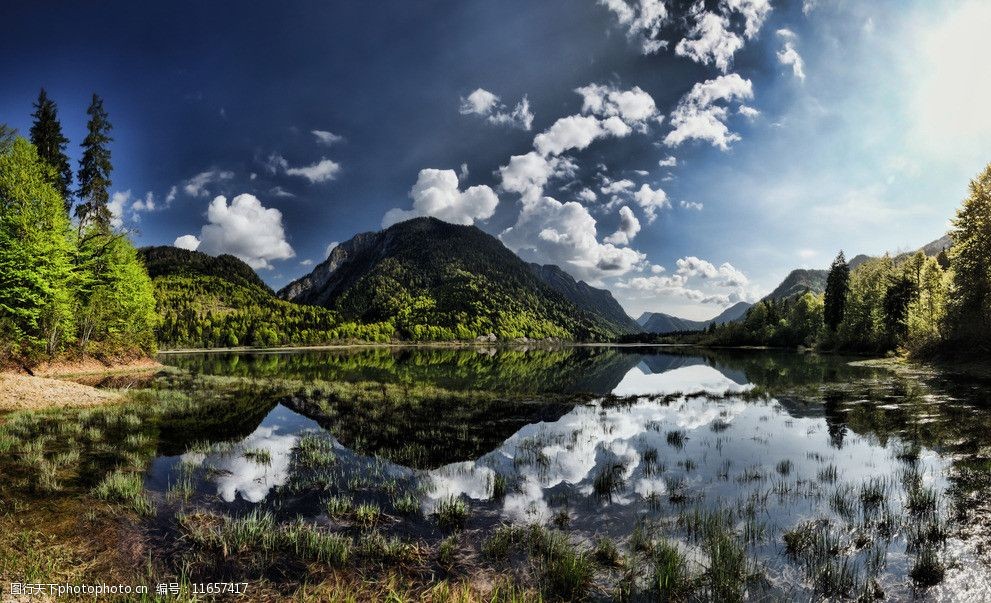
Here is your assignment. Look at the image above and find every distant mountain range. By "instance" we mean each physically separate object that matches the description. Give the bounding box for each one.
[636,301,753,334]
[761,234,952,302]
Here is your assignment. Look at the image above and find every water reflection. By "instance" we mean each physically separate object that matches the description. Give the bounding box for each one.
[141,347,991,599]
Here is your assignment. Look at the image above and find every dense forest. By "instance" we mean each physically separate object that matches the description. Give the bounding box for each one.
[664,164,990,357]
[0,91,156,366]
[142,246,395,348]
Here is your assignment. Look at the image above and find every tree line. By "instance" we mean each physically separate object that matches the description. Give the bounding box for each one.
[0,90,157,365]
[688,163,991,356]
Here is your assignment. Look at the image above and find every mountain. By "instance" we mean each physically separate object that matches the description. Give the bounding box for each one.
[762,269,829,301]
[139,246,349,349]
[639,301,753,334]
[278,217,621,340]
[761,234,952,303]
[527,263,640,334]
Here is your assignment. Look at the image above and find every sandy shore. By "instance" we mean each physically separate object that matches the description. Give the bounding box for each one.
[0,357,163,412]
[0,373,122,412]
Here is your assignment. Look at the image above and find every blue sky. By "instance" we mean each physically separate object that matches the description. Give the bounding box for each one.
[3,0,989,319]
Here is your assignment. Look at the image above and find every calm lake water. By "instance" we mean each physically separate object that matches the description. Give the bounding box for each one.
[4,346,991,600]
[150,346,991,600]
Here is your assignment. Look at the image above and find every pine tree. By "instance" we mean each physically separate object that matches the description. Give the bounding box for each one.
[76,94,113,231]
[29,88,73,211]
[947,163,991,338]
[823,251,849,332]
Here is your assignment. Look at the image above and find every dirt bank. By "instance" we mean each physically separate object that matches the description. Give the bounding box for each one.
[27,356,163,377]
[0,373,122,412]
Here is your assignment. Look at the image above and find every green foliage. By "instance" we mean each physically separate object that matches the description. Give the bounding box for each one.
[76,232,159,354]
[29,88,73,208]
[75,94,113,231]
[143,246,394,348]
[295,218,616,341]
[946,163,991,347]
[0,137,77,358]
[823,252,849,332]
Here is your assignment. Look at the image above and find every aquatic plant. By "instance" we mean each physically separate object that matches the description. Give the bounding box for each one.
[433,496,470,530]
[93,470,154,516]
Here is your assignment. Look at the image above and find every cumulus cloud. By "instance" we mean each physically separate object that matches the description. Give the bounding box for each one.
[618,255,755,304]
[312,129,344,145]
[576,187,598,203]
[601,178,635,196]
[575,84,660,131]
[183,169,234,197]
[675,7,743,73]
[459,88,534,130]
[175,194,295,269]
[776,29,806,80]
[500,196,645,283]
[722,0,772,39]
[633,183,670,222]
[325,241,339,258]
[534,114,631,156]
[665,73,753,149]
[174,234,201,251]
[680,200,704,210]
[603,206,641,245]
[285,158,341,183]
[599,0,669,54]
[109,190,160,227]
[165,186,177,205]
[382,168,499,228]
[498,151,575,202]
[658,155,678,167]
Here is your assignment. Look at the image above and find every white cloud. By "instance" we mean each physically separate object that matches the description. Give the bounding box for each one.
[802,0,817,15]
[165,186,177,205]
[183,169,234,198]
[721,0,772,39]
[285,158,341,183]
[603,206,641,245]
[575,84,659,131]
[776,29,806,80]
[658,155,678,167]
[459,162,469,181]
[618,256,755,303]
[737,105,760,119]
[108,191,127,229]
[599,0,669,54]
[498,151,575,202]
[459,88,534,130]
[533,114,630,156]
[665,73,753,150]
[131,191,156,213]
[269,186,295,198]
[177,194,295,269]
[680,200,704,210]
[299,259,313,266]
[675,7,743,73]
[633,183,670,222]
[601,178,635,196]
[500,196,645,283]
[576,187,598,203]
[312,129,344,145]
[325,241,339,258]
[382,168,499,228]
[174,234,201,251]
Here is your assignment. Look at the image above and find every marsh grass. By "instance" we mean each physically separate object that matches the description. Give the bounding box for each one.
[593,463,626,499]
[433,496,470,530]
[93,470,154,516]
[243,447,272,465]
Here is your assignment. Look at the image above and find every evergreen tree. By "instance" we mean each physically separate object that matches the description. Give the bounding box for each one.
[947,163,991,339]
[823,251,849,332]
[76,94,113,231]
[29,88,73,211]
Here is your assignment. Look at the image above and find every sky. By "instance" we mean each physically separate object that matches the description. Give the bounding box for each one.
[3,0,990,320]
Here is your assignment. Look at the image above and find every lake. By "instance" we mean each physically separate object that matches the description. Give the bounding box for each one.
[3,346,990,600]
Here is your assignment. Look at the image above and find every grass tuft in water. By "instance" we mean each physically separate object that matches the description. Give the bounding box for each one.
[433,496,470,531]
[93,470,154,516]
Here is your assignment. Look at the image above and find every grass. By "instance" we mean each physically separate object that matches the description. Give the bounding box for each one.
[243,447,272,465]
[535,531,595,601]
[593,463,626,499]
[433,496,470,530]
[92,469,154,516]
[392,492,421,516]
[651,540,690,599]
[326,495,354,519]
